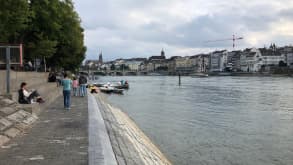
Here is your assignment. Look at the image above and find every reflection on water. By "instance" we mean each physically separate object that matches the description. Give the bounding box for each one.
[96,76,293,165]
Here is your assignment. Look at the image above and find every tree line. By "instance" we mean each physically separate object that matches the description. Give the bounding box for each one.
[0,0,86,70]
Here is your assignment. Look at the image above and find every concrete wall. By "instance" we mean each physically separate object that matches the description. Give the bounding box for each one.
[0,71,48,94]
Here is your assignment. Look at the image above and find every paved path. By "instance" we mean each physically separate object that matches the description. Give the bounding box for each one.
[0,96,88,165]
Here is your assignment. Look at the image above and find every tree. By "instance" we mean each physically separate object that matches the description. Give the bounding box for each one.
[110,64,116,70]
[0,0,29,43]
[24,0,61,60]
[0,0,86,71]
[279,61,287,67]
[46,0,86,70]
[25,0,86,70]
[119,64,129,70]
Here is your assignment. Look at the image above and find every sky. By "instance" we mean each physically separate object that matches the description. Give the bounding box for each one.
[73,0,293,61]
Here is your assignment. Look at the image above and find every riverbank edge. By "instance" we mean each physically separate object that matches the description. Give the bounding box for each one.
[94,94,172,165]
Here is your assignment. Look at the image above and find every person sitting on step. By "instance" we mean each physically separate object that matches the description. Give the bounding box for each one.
[18,82,45,104]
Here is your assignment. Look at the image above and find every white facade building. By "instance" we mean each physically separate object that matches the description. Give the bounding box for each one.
[125,61,142,71]
[209,50,228,72]
[240,48,262,72]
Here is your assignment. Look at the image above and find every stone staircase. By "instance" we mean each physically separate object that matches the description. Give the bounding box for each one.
[0,82,62,147]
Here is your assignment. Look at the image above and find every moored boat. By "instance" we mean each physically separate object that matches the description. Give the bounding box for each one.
[190,73,209,78]
[99,87,114,93]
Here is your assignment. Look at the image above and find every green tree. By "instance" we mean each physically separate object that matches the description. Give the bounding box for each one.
[46,0,86,70]
[0,0,86,71]
[25,0,85,70]
[110,64,116,70]
[0,0,29,43]
[24,0,63,61]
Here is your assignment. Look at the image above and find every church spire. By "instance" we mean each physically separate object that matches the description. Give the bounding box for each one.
[98,50,103,64]
[161,48,165,57]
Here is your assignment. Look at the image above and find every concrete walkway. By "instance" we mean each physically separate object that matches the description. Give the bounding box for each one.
[0,96,89,165]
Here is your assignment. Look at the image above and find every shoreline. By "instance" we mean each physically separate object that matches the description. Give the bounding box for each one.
[94,94,172,165]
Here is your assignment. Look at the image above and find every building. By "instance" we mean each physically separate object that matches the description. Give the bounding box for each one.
[84,60,100,69]
[175,56,194,74]
[149,49,166,61]
[240,48,262,72]
[190,54,210,73]
[259,47,286,71]
[124,58,146,71]
[209,50,228,72]
[167,56,180,75]
[228,51,242,72]
[146,49,168,72]
[280,46,293,66]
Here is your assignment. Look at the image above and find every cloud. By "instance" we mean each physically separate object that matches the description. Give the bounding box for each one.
[73,0,293,60]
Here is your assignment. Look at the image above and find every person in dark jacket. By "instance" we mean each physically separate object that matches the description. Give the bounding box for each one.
[18,82,45,104]
[78,75,87,97]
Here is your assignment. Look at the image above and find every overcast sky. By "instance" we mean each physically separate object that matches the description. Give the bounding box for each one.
[73,0,293,61]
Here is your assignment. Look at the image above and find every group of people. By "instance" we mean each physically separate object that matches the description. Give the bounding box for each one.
[18,73,88,110]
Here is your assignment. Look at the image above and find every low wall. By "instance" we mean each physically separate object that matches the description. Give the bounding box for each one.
[0,71,48,95]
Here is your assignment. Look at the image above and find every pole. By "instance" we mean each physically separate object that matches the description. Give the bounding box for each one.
[178,73,181,86]
[6,47,10,94]
[44,57,47,72]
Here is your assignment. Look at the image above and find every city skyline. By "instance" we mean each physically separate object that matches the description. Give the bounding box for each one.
[73,0,293,61]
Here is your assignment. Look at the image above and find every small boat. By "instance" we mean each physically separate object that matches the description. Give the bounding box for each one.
[113,88,124,94]
[217,72,232,76]
[148,72,163,76]
[93,83,105,87]
[190,73,209,78]
[99,87,114,93]
[99,85,124,94]
[112,83,129,89]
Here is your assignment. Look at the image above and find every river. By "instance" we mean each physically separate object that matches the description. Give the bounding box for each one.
[96,76,293,165]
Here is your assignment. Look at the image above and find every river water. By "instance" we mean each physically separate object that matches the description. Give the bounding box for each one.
[96,76,293,165]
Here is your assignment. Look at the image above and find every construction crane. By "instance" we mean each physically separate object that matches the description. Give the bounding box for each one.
[205,35,244,49]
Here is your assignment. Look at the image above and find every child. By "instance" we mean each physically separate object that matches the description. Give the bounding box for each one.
[72,77,79,96]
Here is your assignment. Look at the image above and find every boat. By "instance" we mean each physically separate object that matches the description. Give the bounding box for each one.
[93,83,105,87]
[190,72,209,78]
[113,88,124,94]
[217,72,232,76]
[111,83,129,89]
[99,84,124,94]
[148,72,163,76]
[99,86,114,93]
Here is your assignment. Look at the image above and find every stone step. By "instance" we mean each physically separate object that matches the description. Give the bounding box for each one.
[0,82,61,147]
[12,82,61,115]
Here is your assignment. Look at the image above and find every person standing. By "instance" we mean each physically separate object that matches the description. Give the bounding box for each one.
[79,75,87,97]
[72,77,79,96]
[62,74,72,110]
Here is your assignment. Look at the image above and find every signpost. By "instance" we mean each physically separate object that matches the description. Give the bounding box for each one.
[6,47,10,94]
[0,44,23,94]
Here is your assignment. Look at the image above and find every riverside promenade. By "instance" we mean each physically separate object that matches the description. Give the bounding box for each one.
[0,94,117,165]
[0,92,171,165]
